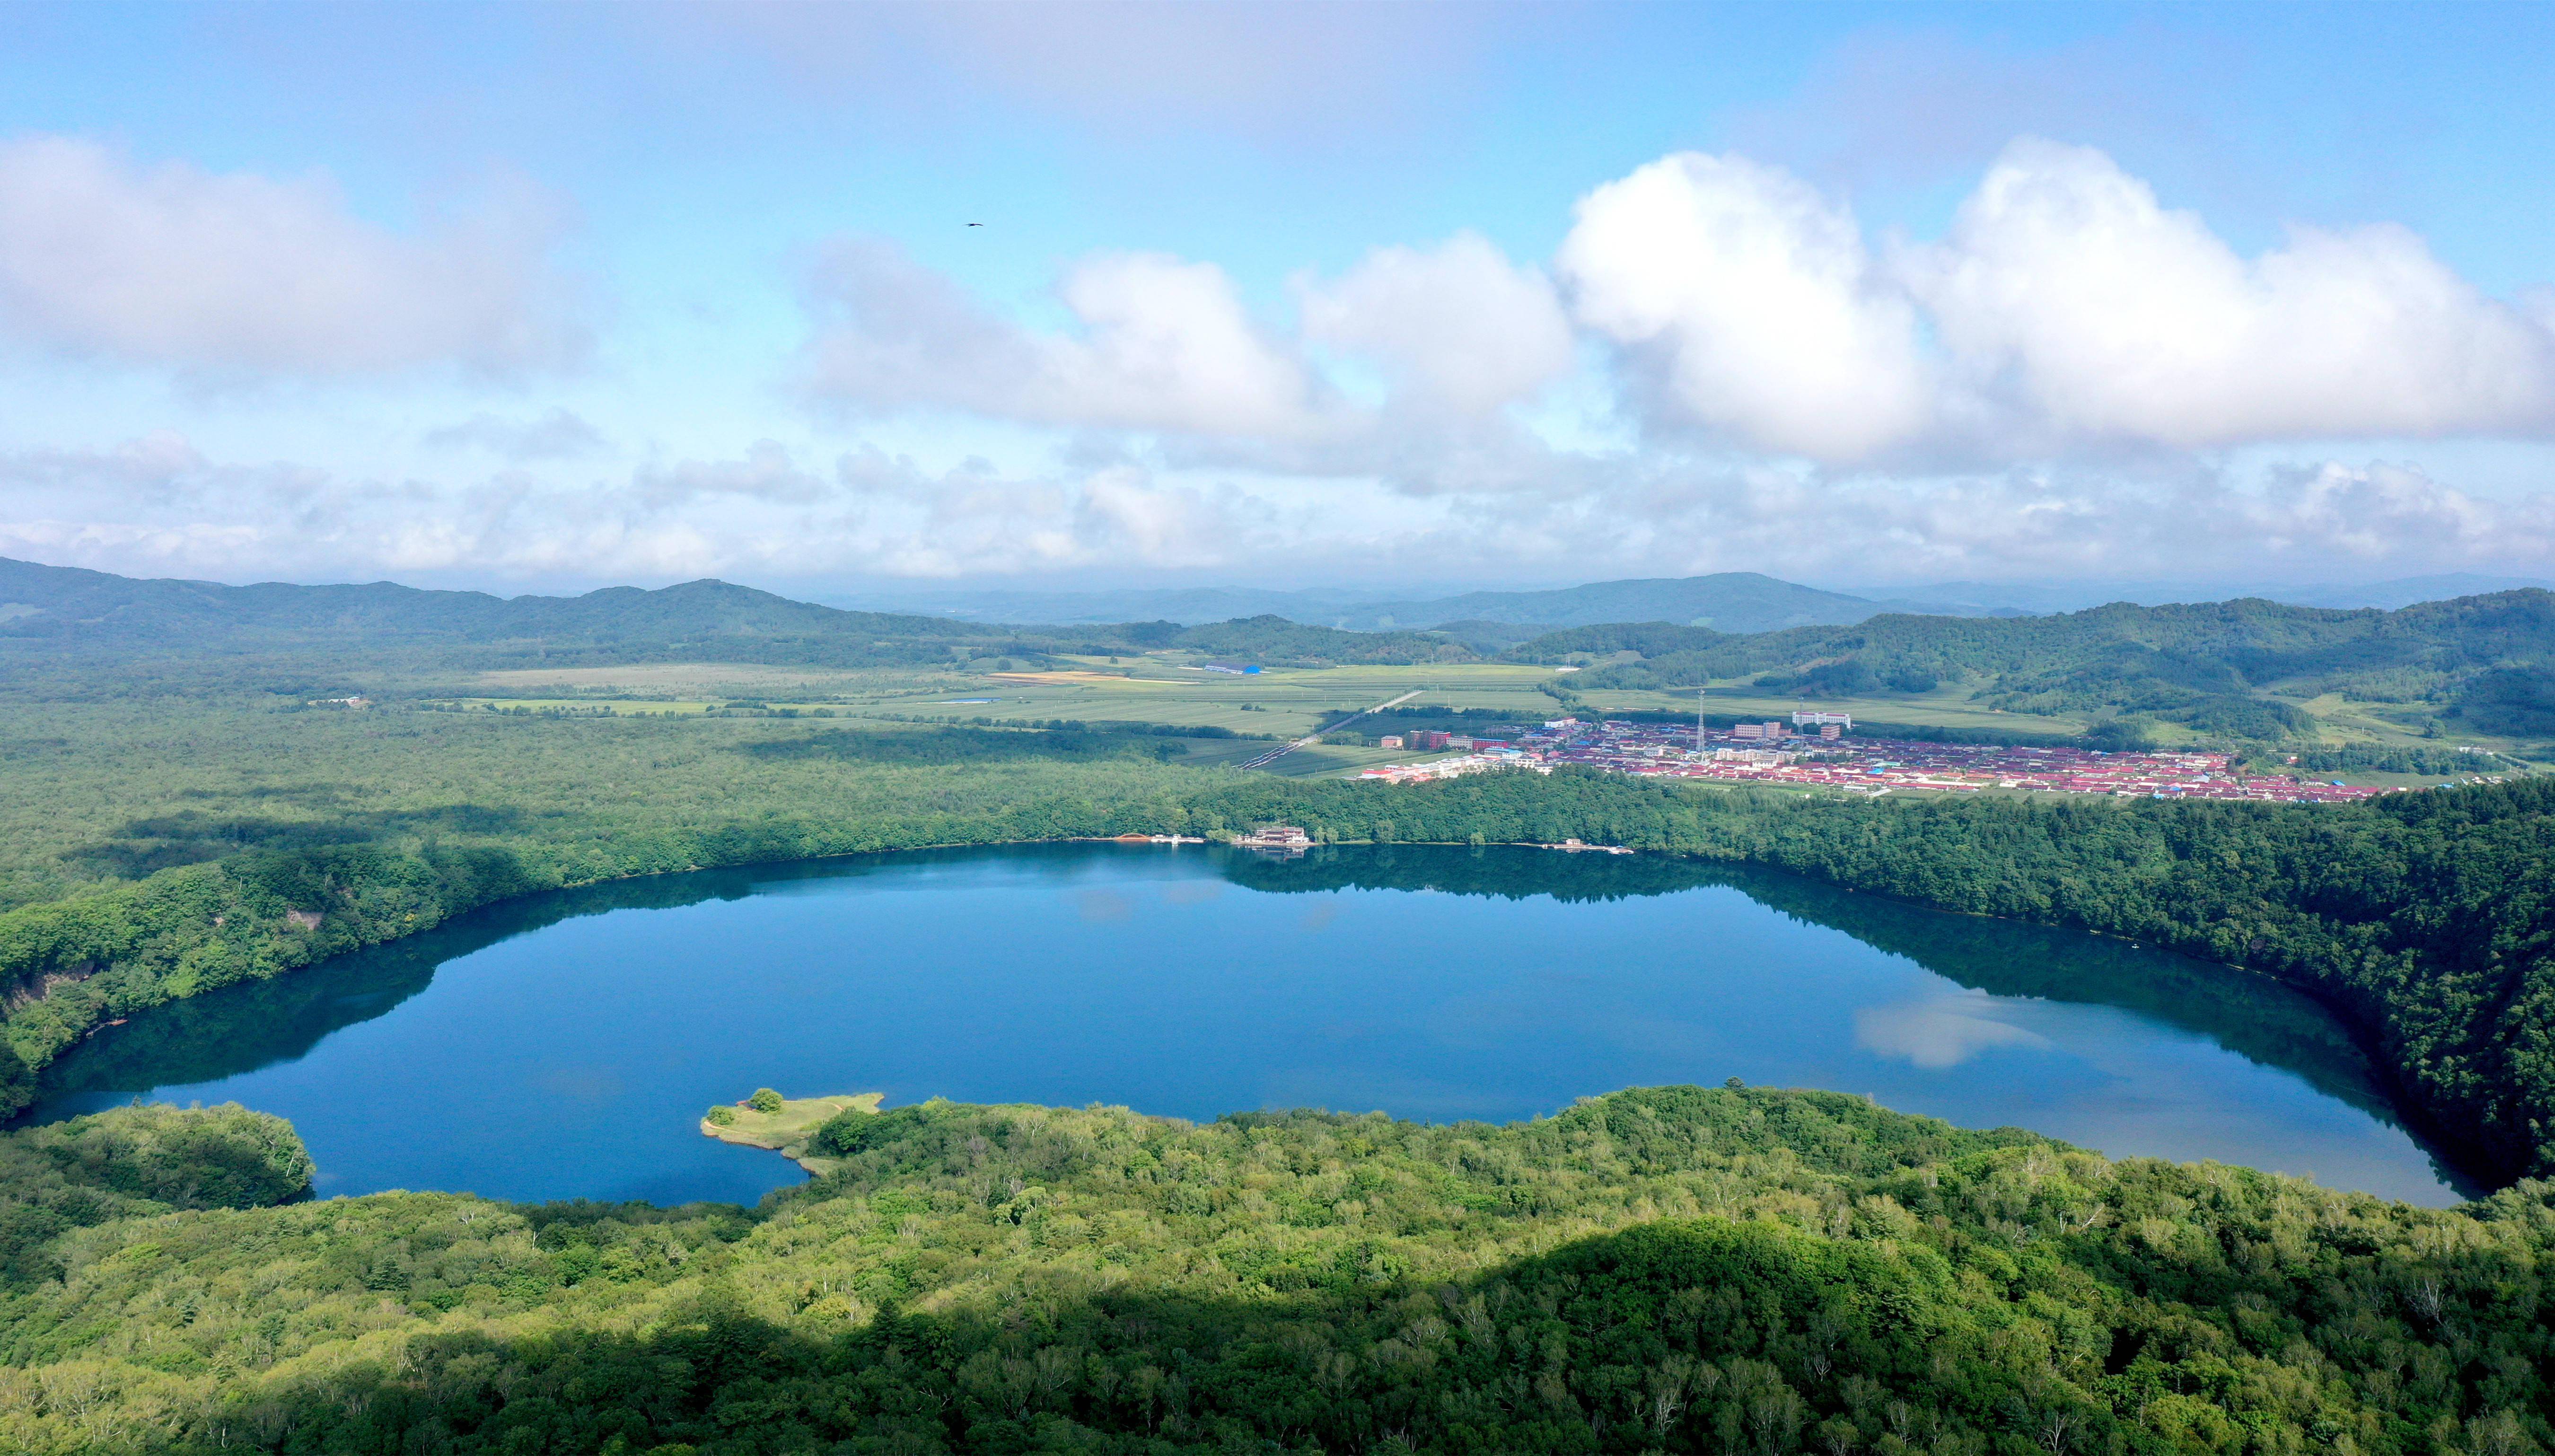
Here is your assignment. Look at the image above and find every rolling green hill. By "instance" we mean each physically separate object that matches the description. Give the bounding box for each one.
[0,557,1043,675]
[0,560,1469,682]
[1513,592,2555,744]
[2,1087,2551,1455]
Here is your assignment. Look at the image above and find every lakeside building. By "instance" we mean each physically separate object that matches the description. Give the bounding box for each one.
[1233,824,1313,849]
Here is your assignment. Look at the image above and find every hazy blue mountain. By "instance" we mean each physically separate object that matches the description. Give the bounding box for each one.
[833,574,1959,633]
[1853,575,2555,617]
[1851,581,2257,615]
[0,556,987,649]
[2273,574,2555,611]
[820,586,1385,625]
[1333,572,1942,633]
[0,558,1473,675]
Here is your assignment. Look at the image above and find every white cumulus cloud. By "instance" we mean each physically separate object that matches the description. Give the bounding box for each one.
[1909,138,2555,447]
[0,135,586,377]
[803,241,1330,439]
[1554,140,2555,462]
[1555,151,1932,461]
[801,146,2554,474]
[632,440,832,509]
[8,430,2555,591]
[1298,232,1575,414]
[424,409,607,461]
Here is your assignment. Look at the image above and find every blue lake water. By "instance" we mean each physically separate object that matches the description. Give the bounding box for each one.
[26,844,2477,1207]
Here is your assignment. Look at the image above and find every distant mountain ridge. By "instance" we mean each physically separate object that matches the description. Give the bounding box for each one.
[822,585,1385,626]
[0,558,1466,676]
[1838,573,2555,617]
[2274,574,2555,611]
[843,571,2555,634]
[841,572,1960,634]
[0,556,983,648]
[1328,573,1944,633]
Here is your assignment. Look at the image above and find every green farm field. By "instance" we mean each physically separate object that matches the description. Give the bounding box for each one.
[460,658,1574,739]
[448,654,2546,769]
[960,661,1566,736]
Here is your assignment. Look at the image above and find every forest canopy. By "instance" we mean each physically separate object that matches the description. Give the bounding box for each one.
[0,1088,2550,1455]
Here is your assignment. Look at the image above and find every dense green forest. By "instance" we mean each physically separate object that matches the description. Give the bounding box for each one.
[2,1088,2551,1455]
[2292,748,2524,778]
[0,1102,312,1288]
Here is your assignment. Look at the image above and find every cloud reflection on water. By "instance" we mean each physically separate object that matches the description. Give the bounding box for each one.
[1855,990,2052,1069]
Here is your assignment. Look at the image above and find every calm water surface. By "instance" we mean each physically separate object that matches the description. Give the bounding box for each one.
[28,844,2476,1207]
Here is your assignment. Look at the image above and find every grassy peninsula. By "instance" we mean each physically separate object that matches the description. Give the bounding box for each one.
[704,1094,887,1177]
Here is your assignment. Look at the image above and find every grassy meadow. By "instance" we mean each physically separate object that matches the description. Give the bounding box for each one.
[458,652,2520,758]
[701,1092,885,1177]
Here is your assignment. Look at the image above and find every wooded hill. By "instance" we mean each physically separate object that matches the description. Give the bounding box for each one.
[0,560,1461,680]
[1512,592,2555,741]
[4,1087,2552,1455]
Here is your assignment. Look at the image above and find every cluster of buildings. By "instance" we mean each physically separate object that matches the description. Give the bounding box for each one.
[1358,714,2415,803]
[1356,751,1552,785]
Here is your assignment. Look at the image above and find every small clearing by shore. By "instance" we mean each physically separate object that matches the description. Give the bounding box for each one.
[700,1093,881,1175]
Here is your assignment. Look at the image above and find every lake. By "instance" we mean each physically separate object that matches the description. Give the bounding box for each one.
[25,843,2478,1207]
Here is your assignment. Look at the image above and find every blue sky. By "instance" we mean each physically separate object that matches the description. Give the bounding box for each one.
[1,1,2551,596]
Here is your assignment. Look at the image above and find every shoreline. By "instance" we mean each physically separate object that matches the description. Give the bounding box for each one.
[699,1092,881,1176]
[1,813,2528,1192]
